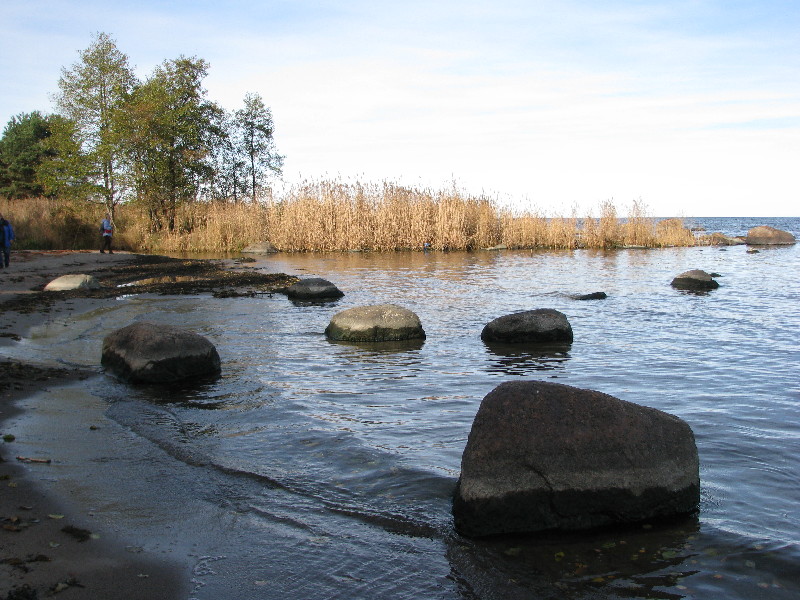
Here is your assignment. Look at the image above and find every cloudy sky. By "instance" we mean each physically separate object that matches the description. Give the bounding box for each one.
[1,0,798,216]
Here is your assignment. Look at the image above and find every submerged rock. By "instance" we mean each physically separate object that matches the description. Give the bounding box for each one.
[571,291,607,301]
[43,274,101,291]
[286,277,344,300]
[241,241,278,254]
[745,226,796,246]
[670,270,719,291]
[101,322,221,384]
[453,381,700,538]
[481,309,573,344]
[325,304,425,342]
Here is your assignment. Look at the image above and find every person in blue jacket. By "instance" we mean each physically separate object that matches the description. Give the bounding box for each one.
[0,214,15,268]
[100,213,113,254]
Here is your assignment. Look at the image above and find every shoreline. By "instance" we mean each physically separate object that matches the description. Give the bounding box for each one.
[0,251,208,600]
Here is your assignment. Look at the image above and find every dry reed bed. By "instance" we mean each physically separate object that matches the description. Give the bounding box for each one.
[1,181,698,253]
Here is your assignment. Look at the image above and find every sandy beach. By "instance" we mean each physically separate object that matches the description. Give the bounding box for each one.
[0,249,296,600]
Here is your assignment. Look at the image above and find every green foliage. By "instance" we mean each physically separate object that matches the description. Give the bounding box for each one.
[0,111,53,198]
[235,92,283,202]
[37,115,98,201]
[3,32,283,233]
[53,31,136,212]
[122,56,225,231]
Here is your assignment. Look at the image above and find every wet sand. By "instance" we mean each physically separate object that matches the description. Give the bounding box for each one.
[0,250,298,599]
[0,251,191,599]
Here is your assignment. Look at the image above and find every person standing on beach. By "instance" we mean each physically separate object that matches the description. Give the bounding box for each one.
[0,214,15,268]
[100,213,113,254]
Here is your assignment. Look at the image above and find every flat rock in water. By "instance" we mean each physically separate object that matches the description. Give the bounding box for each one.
[286,277,344,300]
[43,274,101,291]
[571,291,607,301]
[453,381,700,537]
[101,322,221,384]
[241,241,278,254]
[671,269,719,290]
[745,226,796,246]
[481,309,573,344]
[325,304,425,342]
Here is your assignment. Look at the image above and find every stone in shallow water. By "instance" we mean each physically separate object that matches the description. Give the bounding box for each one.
[453,381,700,538]
[670,269,719,290]
[43,274,101,291]
[286,277,344,300]
[101,322,221,384]
[325,304,425,342]
[745,226,795,246]
[481,309,573,344]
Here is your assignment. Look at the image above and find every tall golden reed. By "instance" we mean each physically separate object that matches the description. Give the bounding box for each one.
[1,180,700,253]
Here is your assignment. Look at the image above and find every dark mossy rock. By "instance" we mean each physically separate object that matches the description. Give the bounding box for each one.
[571,291,607,301]
[101,322,221,384]
[453,381,700,538]
[325,304,425,342]
[481,309,573,344]
[286,277,344,300]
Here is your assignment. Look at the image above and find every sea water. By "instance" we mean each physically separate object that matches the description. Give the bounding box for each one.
[6,217,800,599]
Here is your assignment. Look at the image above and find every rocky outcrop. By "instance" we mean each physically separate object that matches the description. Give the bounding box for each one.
[101,322,221,384]
[325,304,425,342]
[43,274,101,291]
[481,309,573,344]
[745,226,796,246]
[453,381,700,538]
[670,269,719,290]
[286,277,344,300]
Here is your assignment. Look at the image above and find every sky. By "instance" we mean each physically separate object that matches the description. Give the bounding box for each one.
[1,0,798,217]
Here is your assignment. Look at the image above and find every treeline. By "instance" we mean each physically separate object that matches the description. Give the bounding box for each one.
[0,32,282,231]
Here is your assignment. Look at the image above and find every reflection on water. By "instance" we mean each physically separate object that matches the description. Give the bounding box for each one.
[9,220,800,599]
[482,342,572,375]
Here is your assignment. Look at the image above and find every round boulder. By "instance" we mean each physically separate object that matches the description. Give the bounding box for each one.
[745,226,796,246]
[325,304,425,342]
[481,309,573,344]
[101,322,221,384]
[453,381,700,538]
[44,274,101,291]
[286,277,344,300]
[670,269,719,290]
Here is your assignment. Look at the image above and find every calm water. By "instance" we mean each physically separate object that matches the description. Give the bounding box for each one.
[7,217,800,599]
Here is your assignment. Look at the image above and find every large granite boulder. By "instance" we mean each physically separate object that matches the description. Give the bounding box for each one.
[44,274,101,291]
[481,309,573,344]
[325,304,425,342]
[745,226,795,246]
[286,277,344,300]
[453,381,700,538]
[101,322,221,384]
[670,269,719,290]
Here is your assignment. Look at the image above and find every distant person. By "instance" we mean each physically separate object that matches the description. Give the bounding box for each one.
[0,213,15,268]
[100,213,113,254]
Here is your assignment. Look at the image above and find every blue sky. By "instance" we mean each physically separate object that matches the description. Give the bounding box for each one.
[1,0,798,216]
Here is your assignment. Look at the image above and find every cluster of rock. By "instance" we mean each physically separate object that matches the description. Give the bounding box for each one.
[51,226,800,539]
[703,225,795,246]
